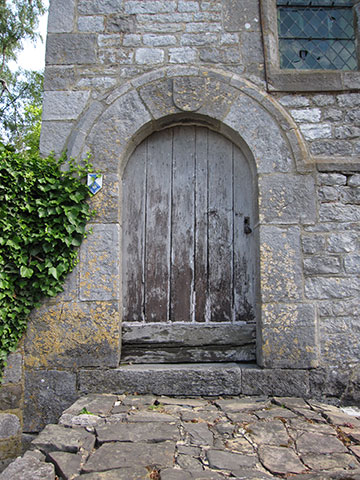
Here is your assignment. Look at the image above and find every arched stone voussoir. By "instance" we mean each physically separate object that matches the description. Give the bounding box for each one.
[223,92,295,174]
[137,73,240,123]
[86,89,152,173]
[69,67,309,175]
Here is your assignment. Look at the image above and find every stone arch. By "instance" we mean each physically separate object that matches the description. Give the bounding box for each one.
[67,67,310,175]
[67,67,318,369]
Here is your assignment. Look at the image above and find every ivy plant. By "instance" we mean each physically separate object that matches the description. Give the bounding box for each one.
[0,144,94,376]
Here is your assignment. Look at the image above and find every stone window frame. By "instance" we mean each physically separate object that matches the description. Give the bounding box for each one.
[260,0,360,92]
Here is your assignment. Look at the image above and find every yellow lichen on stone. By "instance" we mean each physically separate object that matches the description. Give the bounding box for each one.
[24,302,120,369]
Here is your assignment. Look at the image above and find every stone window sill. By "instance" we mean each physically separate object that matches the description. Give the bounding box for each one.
[266,68,360,93]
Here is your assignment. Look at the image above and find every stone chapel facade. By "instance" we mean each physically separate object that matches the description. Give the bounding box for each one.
[3,0,360,438]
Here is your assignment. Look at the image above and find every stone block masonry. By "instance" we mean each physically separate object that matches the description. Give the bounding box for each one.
[278,93,360,159]
[43,0,264,107]
[19,0,360,444]
[303,171,360,370]
[0,351,24,473]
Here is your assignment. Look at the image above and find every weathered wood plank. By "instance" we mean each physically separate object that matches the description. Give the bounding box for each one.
[121,344,256,364]
[194,127,209,322]
[170,126,195,322]
[144,129,173,322]
[233,146,256,321]
[122,323,256,346]
[122,140,147,322]
[207,131,233,322]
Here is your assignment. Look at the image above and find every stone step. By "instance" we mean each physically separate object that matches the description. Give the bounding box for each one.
[78,363,310,398]
[121,324,256,363]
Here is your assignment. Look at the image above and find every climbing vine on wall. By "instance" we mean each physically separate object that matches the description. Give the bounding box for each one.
[0,144,94,376]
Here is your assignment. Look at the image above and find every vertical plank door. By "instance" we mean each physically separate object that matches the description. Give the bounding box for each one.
[122,126,257,363]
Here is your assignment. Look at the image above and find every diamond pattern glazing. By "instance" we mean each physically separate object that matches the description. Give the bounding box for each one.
[277,1,356,70]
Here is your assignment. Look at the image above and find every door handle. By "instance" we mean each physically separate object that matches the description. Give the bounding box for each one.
[244,216,252,234]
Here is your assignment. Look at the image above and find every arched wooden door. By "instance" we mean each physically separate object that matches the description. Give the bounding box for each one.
[121,126,257,363]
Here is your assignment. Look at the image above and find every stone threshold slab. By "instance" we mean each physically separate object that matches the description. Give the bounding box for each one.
[78,364,310,398]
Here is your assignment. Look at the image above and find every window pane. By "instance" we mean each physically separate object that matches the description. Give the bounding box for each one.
[278,7,355,39]
[279,38,356,69]
[277,1,356,70]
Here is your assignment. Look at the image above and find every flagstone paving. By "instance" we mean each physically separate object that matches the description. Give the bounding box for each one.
[2,394,360,479]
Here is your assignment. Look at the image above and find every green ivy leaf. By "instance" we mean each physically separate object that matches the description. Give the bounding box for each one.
[20,266,34,278]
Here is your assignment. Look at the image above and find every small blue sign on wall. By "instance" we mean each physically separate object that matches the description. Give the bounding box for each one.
[87,173,103,194]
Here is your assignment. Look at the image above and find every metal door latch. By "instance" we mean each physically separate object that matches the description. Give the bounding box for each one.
[244,216,252,234]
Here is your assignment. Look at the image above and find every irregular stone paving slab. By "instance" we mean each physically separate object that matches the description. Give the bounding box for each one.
[190,472,229,480]
[225,437,255,454]
[309,402,340,413]
[225,411,257,423]
[120,394,157,406]
[96,420,179,443]
[158,469,193,480]
[59,413,104,428]
[288,418,337,435]
[0,451,55,480]
[247,419,290,446]
[293,408,328,422]
[215,398,271,412]
[206,448,258,472]
[177,454,204,470]
[258,445,306,475]
[324,412,360,428]
[74,467,151,479]
[214,421,236,435]
[273,397,311,410]
[349,445,360,459]
[184,422,214,446]
[62,394,117,416]
[82,441,175,472]
[102,413,128,424]
[301,452,360,471]
[225,471,276,480]
[296,432,348,454]
[255,406,298,419]
[47,451,82,480]
[32,424,95,454]
[161,470,227,480]
[177,445,201,455]
[181,408,225,423]
[159,397,210,407]
[125,411,177,422]
[343,429,360,443]
[294,474,360,480]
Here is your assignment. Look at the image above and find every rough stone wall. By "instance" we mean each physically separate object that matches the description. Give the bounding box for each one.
[45,0,263,85]
[278,93,360,159]
[41,0,264,157]
[14,0,360,434]
[0,351,24,471]
[305,171,360,368]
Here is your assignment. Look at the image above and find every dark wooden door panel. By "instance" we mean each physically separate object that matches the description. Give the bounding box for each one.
[170,126,195,323]
[122,126,256,362]
[144,129,172,322]
[207,131,233,322]
[194,129,208,323]
[122,140,146,322]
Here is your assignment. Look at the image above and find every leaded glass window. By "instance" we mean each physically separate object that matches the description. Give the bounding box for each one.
[277,0,357,70]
